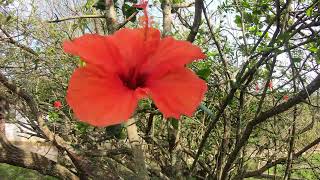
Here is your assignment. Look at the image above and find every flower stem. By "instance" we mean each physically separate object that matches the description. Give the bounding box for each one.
[125,118,149,179]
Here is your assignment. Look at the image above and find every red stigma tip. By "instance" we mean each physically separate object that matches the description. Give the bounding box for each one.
[133,0,148,9]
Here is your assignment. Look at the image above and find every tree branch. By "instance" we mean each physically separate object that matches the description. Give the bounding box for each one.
[243,136,320,178]
[172,2,195,8]
[47,15,105,23]
[0,26,38,56]
[125,118,149,179]
[0,141,79,179]
[162,0,172,36]
[222,74,320,179]
[201,0,231,81]
[0,72,104,178]
[105,0,118,34]
[186,0,202,42]
[0,109,78,179]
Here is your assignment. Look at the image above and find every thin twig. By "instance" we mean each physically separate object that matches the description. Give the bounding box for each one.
[47,14,105,23]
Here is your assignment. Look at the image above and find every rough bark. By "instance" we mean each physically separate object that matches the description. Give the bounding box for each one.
[125,118,149,180]
[186,0,202,42]
[162,0,172,36]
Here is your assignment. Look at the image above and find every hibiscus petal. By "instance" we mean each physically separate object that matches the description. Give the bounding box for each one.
[63,34,124,73]
[110,28,161,71]
[142,37,206,78]
[145,68,207,118]
[66,65,137,127]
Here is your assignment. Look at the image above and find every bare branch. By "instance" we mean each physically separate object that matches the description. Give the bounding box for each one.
[125,118,149,179]
[105,0,118,34]
[222,74,320,179]
[0,107,78,179]
[186,0,202,42]
[172,2,195,8]
[0,72,109,178]
[46,14,105,23]
[243,136,320,178]
[162,0,172,36]
[0,26,38,56]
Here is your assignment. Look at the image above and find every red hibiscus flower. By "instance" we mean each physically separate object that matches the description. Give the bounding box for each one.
[53,101,62,109]
[133,0,148,9]
[63,24,207,127]
[268,81,273,90]
[255,84,260,92]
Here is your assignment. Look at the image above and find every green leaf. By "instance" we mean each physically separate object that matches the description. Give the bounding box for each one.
[106,124,124,139]
[138,98,151,109]
[259,46,273,52]
[199,104,214,117]
[243,12,253,23]
[292,57,301,63]
[48,111,59,122]
[256,31,263,37]
[75,122,91,134]
[5,15,11,22]
[278,32,291,42]
[174,0,184,3]
[85,0,95,9]
[309,46,317,53]
[169,118,179,130]
[306,6,313,17]
[241,1,250,8]
[207,51,219,57]
[252,9,262,15]
[93,0,106,10]
[78,59,86,67]
[234,15,242,26]
[248,26,257,32]
[196,67,211,81]
[122,4,138,22]
[260,3,269,11]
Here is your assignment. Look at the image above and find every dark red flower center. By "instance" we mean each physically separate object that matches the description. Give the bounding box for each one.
[119,69,147,90]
